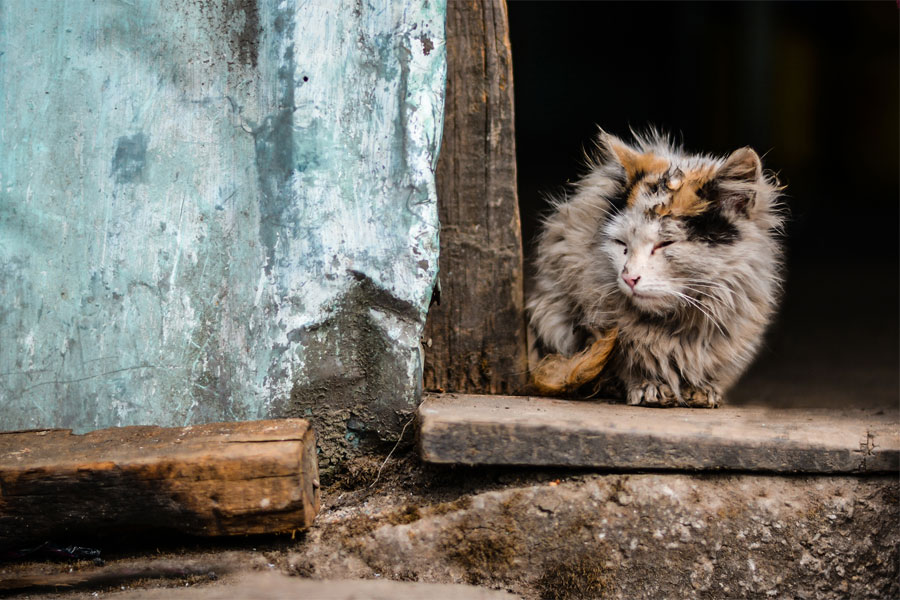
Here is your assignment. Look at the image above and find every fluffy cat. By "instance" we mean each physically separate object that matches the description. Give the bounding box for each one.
[526,130,784,407]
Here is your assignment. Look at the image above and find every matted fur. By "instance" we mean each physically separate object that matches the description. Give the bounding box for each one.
[527,129,784,407]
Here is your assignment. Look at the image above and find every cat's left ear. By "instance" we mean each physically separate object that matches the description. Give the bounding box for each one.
[713,147,762,214]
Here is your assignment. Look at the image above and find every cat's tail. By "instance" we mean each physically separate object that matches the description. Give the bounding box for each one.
[529,328,618,396]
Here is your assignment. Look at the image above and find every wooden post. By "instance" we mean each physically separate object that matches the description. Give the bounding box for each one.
[424,0,528,394]
[0,419,319,549]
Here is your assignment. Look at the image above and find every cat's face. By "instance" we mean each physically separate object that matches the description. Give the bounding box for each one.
[597,142,763,315]
[603,210,687,313]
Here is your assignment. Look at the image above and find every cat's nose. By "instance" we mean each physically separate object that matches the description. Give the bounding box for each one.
[622,273,641,289]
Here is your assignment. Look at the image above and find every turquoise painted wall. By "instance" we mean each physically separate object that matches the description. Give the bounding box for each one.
[0,0,445,456]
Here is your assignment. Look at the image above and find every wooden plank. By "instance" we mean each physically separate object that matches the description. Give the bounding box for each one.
[418,394,900,473]
[0,419,320,549]
[423,0,528,394]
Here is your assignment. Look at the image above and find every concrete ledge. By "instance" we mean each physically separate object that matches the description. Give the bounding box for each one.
[418,394,899,473]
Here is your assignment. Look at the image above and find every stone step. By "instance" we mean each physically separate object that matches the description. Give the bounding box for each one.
[418,394,899,473]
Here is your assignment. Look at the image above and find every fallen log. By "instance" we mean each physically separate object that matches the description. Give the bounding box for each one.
[0,419,319,550]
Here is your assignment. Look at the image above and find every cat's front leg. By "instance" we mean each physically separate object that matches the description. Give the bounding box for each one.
[680,384,721,408]
[626,381,679,407]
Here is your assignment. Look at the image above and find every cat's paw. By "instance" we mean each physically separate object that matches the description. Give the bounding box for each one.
[627,381,678,407]
[682,385,721,408]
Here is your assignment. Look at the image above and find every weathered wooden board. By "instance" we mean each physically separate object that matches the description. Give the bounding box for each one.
[418,394,900,473]
[423,0,528,395]
[0,419,319,549]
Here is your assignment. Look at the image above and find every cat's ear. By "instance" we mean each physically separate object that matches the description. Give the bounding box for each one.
[713,147,762,214]
[595,131,651,181]
[718,147,762,183]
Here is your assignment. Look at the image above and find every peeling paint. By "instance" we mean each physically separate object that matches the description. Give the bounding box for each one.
[0,0,447,444]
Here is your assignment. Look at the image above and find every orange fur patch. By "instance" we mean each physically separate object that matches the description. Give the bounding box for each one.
[607,139,669,191]
[654,165,717,217]
[530,328,618,396]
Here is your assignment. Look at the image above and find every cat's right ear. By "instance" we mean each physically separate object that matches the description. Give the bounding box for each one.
[594,130,661,182]
[597,129,641,179]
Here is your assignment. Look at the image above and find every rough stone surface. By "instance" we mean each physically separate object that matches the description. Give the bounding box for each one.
[0,1,446,456]
[291,470,898,599]
[4,456,897,599]
[419,394,900,473]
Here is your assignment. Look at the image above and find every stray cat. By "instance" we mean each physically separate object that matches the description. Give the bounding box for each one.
[526,130,784,407]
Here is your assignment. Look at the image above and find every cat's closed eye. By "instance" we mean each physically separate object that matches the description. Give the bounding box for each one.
[612,239,627,254]
[652,240,675,253]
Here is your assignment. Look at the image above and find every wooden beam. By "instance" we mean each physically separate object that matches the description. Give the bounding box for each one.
[418,394,900,473]
[0,419,319,549]
[424,0,528,394]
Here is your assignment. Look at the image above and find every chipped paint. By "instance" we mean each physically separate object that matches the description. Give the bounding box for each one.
[0,0,446,444]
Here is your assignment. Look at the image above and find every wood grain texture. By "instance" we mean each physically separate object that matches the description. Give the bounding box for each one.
[0,419,319,549]
[424,0,528,394]
[418,394,900,473]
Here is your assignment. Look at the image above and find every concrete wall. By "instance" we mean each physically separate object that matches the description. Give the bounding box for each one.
[0,0,445,461]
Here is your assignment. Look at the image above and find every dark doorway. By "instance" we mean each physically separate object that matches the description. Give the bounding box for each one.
[509,1,898,407]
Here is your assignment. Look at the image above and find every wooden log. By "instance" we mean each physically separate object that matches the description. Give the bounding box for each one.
[0,419,319,550]
[418,393,900,473]
[424,0,528,394]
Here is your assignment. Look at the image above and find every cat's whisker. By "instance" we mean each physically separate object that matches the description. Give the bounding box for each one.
[671,291,727,336]
[674,282,736,312]
[679,286,730,310]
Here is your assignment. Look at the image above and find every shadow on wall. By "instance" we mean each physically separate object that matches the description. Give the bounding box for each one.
[509,1,898,408]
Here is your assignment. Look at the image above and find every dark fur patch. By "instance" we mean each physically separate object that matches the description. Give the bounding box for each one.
[621,169,650,206]
[532,334,554,359]
[695,180,715,200]
[683,210,739,245]
[646,176,665,195]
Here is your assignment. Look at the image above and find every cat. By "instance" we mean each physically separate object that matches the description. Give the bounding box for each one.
[526,130,784,407]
